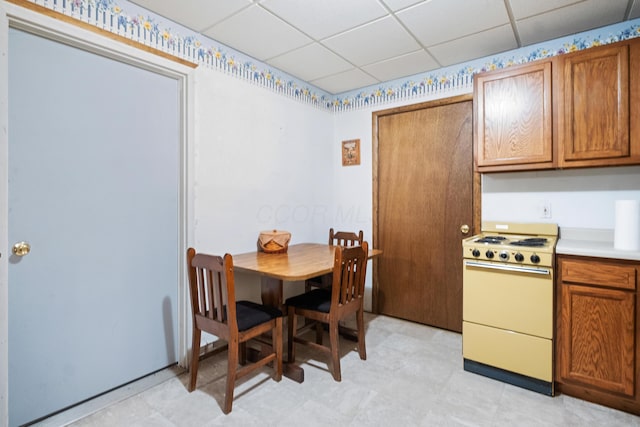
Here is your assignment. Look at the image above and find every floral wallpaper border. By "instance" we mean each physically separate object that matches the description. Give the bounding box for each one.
[18,0,640,113]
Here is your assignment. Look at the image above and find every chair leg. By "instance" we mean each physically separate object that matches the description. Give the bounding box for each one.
[329,320,341,382]
[356,309,367,360]
[239,341,247,365]
[315,321,323,344]
[189,327,201,392]
[224,338,239,415]
[273,317,283,381]
[303,283,313,328]
[287,306,297,363]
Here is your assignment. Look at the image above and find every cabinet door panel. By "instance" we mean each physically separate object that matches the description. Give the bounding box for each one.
[559,283,635,396]
[474,61,553,171]
[561,45,629,164]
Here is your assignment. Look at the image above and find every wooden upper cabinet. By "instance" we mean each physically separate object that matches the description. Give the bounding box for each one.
[473,38,640,172]
[474,60,554,172]
[557,43,638,167]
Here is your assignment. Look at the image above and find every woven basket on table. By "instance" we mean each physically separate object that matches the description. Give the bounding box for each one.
[258,230,291,254]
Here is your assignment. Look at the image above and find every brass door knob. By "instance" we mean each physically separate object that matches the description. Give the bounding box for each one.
[12,241,31,257]
[460,224,470,235]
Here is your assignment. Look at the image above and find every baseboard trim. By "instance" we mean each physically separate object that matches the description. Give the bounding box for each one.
[31,365,185,426]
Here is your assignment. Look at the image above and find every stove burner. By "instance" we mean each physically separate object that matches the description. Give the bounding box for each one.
[510,237,548,247]
[475,236,507,244]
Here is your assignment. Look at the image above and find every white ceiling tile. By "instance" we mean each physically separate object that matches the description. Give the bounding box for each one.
[508,0,583,20]
[261,0,388,39]
[380,0,426,12]
[267,43,353,81]
[398,0,510,47]
[362,50,439,82]
[121,0,640,93]
[311,68,379,94]
[429,24,518,67]
[202,4,311,61]
[631,2,640,19]
[517,0,630,45]
[323,16,421,66]
[129,0,251,32]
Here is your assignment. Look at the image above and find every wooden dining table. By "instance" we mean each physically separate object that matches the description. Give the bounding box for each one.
[233,242,382,382]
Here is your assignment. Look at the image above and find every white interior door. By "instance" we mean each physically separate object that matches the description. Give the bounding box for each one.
[8,28,181,426]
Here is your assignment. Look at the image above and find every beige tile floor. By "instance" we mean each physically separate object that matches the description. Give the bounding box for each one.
[36,314,639,426]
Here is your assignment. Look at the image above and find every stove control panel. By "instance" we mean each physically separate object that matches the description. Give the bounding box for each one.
[463,246,554,267]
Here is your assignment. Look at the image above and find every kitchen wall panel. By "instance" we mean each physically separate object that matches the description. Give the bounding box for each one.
[193,67,333,302]
[481,166,640,228]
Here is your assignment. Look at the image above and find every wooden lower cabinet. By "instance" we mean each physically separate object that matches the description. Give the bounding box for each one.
[556,255,639,415]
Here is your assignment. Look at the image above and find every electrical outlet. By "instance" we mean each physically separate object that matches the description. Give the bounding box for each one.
[540,201,552,218]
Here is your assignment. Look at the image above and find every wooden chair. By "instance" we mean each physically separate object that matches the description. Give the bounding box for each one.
[286,242,368,381]
[186,247,283,414]
[305,228,364,291]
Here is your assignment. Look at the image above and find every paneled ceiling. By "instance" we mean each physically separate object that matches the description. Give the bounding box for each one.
[130,0,640,94]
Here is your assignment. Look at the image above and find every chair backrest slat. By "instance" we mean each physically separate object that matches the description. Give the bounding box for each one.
[208,269,218,321]
[187,249,238,331]
[197,268,207,316]
[329,228,364,247]
[212,270,222,321]
[332,242,368,307]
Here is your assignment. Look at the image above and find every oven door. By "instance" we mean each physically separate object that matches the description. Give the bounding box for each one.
[462,259,553,338]
[463,259,554,388]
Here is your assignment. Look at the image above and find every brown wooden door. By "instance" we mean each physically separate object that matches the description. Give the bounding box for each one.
[373,96,476,332]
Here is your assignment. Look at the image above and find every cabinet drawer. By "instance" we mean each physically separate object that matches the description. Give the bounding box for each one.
[560,259,636,290]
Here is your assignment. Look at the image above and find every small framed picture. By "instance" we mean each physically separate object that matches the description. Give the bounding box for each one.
[342,139,360,166]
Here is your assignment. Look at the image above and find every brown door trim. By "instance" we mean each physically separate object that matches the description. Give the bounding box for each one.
[371,93,481,314]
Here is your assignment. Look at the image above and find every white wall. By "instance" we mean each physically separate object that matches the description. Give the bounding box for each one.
[330,107,375,309]
[171,61,640,314]
[193,67,334,302]
[191,68,463,311]
[482,166,640,229]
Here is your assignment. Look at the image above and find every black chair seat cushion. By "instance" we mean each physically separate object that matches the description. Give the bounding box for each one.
[236,301,282,332]
[285,289,332,313]
[307,272,333,288]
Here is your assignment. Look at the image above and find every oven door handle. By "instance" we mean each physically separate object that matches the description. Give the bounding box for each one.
[464,260,551,275]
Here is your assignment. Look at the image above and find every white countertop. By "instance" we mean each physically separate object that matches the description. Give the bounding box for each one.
[556,228,640,261]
